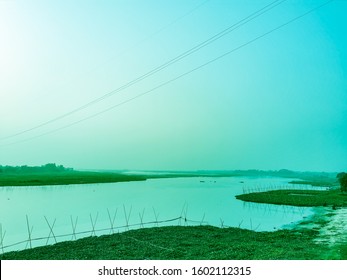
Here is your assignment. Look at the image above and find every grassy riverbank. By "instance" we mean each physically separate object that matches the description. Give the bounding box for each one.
[0,164,148,186]
[0,171,147,186]
[0,225,333,260]
[236,189,347,207]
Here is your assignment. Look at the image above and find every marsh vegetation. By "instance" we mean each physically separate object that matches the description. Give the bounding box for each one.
[236,189,347,207]
[0,164,146,186]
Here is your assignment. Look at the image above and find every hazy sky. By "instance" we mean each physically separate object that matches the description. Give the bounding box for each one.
[0,0,346,172]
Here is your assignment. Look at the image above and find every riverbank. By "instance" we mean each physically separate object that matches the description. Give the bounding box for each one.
[291,206,347,259]
[235,188,347,259]
[236,189,347,207]
[0,164,152,186]
[0,225,329,260]
[0,171,148,186]
[2,202,346,260]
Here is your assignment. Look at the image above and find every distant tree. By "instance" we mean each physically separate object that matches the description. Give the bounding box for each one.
[337,172,347,192]
[42,163,57,171]
[20,165,30,172]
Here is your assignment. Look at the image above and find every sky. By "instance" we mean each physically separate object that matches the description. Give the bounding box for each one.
[0,0,346,172]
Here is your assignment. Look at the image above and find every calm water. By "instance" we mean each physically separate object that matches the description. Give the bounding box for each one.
[0,176,316,252]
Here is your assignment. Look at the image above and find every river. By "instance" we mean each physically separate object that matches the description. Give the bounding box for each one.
[0,176,317,252]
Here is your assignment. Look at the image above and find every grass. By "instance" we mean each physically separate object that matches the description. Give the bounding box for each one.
[0,225,333,260]
[0,171,147,186]
[236,189,347,207]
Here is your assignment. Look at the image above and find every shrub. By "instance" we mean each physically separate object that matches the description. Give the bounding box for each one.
[337,172,347,192]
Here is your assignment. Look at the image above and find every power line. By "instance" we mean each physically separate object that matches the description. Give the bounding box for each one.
[0,0,210,141]
[0,0,286,142]
[0,0,334,148]
[45,0,212,99]
[143,0,211,41]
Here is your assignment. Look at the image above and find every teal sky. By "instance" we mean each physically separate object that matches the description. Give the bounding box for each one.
[0,0,346,172]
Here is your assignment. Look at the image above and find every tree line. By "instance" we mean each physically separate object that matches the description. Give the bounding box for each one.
[0,163,73,174]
